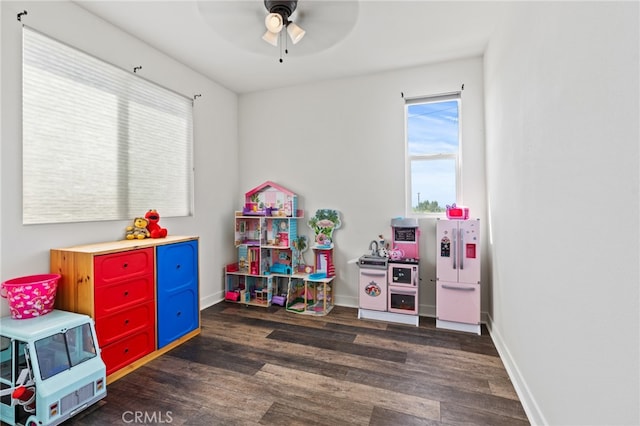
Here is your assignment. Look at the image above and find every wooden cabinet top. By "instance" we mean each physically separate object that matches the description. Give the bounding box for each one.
[51,235,198,255]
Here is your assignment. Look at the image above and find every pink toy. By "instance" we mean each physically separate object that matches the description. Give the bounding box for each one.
[446,203,469,220]
[389,248,404,261]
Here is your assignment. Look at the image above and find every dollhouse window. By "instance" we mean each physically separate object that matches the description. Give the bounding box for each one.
[404,92,461,216]
[22,27,193,224]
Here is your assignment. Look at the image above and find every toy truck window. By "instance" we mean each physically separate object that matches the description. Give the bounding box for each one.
[34,323,97,380]
[0,337,12,405]
[0,339,27,381]
[0,337,10,382]
[0,338,28,406]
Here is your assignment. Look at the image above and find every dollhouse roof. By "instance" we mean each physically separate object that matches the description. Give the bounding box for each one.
[245,181,295,199]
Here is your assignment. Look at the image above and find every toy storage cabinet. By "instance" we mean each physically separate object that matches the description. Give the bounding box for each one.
[156,240,199,348]
[50,236,200,383]
[93,247,156,376]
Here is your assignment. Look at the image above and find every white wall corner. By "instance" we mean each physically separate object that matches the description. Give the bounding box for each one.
[486,314,545,426]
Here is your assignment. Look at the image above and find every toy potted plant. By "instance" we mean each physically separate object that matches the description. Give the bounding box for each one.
[292,235,308,272]
[248,193,259,212]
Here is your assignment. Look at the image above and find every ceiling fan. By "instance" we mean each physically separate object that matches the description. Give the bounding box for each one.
[197,1,359,59]
[261,0,305,47]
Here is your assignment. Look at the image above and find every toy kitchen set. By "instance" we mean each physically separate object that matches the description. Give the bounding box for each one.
[357,218,421,326]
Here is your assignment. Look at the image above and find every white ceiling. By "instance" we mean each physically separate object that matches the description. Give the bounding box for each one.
[74,0,509,94]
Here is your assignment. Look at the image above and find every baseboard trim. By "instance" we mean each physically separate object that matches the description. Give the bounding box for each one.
[200,293,223,310]
[486,314,545,425]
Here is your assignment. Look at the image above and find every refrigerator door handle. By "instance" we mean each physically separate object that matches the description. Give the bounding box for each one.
[459,228,464,270]
[442,284,475,291]
[452,229,457,269]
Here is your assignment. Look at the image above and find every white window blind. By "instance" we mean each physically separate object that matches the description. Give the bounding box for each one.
[22,26,193,225]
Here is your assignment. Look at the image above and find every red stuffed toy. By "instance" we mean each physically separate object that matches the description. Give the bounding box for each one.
[145,209,168,238]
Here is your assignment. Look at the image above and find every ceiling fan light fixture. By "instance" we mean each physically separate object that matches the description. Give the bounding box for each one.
[286,22,305,44]
[265,12,284,33]
[261,0,305,59]
[262,30,279,46]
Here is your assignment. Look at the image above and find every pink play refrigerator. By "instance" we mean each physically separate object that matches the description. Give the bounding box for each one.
[436,218,481,335]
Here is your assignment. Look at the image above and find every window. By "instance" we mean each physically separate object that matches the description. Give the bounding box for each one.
[0,338,28,385]
[405,93,461,215]
[22,26,193,224]
[34,323,97,380]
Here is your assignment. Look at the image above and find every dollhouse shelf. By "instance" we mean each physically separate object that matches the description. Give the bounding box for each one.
[227,210,303,307]
[224,271,335,315]
[285,274,335,316]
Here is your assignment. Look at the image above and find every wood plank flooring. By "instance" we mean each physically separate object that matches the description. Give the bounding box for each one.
[68,303,529,425]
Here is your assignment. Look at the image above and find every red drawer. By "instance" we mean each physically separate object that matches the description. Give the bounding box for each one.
[94,248,154,287]
[95,301,156,347]
[94,275,154,318]
[100,326,155,376]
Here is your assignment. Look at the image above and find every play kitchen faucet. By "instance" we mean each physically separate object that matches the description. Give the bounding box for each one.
[368,240,379,256]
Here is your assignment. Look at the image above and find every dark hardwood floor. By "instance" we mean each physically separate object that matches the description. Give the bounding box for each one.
[68,303,529,425]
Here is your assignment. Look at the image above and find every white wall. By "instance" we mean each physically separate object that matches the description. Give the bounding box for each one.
[238,57,487,316]
[484,2,639,425]
[0,1,239,315]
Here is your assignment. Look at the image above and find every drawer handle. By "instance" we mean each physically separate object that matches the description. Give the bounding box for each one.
[176,311,182,317]
[124,319,129,325]
[124,348,129,354]
[124,291,129,297]
[361,271,386,277]
[176,264,181,270]
[442,284,476,292]
[123,263,128,268]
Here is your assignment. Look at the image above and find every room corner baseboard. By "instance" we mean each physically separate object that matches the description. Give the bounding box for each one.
[486,314,546,426]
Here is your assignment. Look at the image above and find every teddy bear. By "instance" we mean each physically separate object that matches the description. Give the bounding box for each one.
[126,217,150,240]
[145,209,167,238]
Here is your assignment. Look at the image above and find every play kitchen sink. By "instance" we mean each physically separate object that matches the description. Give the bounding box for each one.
[358,238,389,269]
[357,254,388,269]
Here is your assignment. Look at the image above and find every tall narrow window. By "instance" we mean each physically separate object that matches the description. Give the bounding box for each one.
[405,93,461,215]
[22,26,193,224]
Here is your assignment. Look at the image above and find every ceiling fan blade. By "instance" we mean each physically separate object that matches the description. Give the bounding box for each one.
[290,1,359,54]
[197,1,265,45]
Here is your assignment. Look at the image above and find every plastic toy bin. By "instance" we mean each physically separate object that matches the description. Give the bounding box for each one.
[1,274,60,319]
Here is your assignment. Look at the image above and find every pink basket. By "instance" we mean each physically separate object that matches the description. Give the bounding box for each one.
[1,274,60,319]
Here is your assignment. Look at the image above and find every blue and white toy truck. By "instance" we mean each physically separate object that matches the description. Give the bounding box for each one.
[0,310,107,426]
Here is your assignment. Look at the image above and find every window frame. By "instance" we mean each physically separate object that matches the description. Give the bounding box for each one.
[404,92,462,217]
[34,323,98,380]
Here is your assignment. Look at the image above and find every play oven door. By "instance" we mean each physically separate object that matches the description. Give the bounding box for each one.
[388,287,418,315]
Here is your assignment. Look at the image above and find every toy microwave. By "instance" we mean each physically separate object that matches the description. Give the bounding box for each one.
[445,204,469,220]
